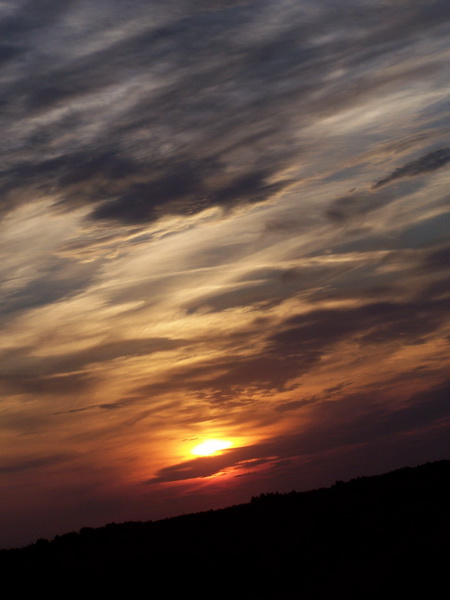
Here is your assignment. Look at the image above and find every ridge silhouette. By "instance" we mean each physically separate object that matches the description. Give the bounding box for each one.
[1,459,449,598]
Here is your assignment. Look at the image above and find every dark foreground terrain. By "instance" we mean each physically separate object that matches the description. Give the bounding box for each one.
[1,460,449,598]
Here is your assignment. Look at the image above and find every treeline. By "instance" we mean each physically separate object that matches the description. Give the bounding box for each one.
[1,459,449,598]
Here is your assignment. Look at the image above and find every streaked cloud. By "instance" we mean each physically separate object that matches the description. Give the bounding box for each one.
[1,0,450,548]
[373,148,450,188]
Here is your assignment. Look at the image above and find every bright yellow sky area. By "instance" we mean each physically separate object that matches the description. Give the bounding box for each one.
[191,440,233,456]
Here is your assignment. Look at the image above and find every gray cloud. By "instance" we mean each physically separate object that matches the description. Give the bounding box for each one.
[184,267,311,314]
[2,1,450,225]
[0,337,184,387]
[0,259,98,316]
[137,292,450,407]
[422,243,450,271]
[374,148,450,188]
[325,189,396,223]
[319,211,450,266]
[272,297,449,354]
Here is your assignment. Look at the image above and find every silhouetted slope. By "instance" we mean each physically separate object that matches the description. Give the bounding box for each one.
[1,460,449,598]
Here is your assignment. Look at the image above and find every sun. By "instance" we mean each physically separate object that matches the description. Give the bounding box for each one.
[191,439,233,457]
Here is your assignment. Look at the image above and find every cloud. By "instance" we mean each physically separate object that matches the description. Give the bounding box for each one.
[91,161,290,224]
[373,148,450,188]
[184,266,309,314]
[147,377,450,484]
[275,397,318,413]
[271,297,448,355]
[2,0,450,228]
[0,372,93,396]
[325,188,396,223]
[0,259,97,316]
[135,291,449,411]
[296,377,450,454]
[146,443,278,484]
[422,243,450,271]
[0,453,73,475]
[1,0,450,548]
[147,453,238,483]
[0,337,183,383]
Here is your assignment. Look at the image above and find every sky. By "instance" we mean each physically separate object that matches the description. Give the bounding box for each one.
[1,0,450,548]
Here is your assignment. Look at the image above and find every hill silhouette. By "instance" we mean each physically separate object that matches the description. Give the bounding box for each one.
[1,459,449,598]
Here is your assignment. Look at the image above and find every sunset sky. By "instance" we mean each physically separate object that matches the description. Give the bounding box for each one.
[1,0,450,548]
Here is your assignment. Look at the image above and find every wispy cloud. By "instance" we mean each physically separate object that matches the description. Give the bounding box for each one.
[1,0,450,548]
[373,147,450,188]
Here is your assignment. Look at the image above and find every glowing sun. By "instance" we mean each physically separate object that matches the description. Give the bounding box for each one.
[191,439,233,456]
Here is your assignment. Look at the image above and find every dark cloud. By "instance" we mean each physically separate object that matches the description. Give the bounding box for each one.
[0,372,93,396]
[0,43,26,65]
[323,382,351,395]
[0,453,73,475]
[147,453,237,483]
[373,148,450,188]
[136,351,307,405]
[0,260,98,316]
[91,161,288,224]
[272,298,448,353]
[146,443,279,484]
[0,337,184,386]
[53,399,135,416]
[322,211,450,256]
[296,378,450,455]
[0,144,290,225]
[185,267,307,314]
[138,294,450,406]
[2,1,450,225]
[418,243,450,298]
[421,243,450,271]
[326,187,399,223]
[55,337,184,372]
[275,397,318,413]
[421,276,450,300]
[0,0,77,35]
